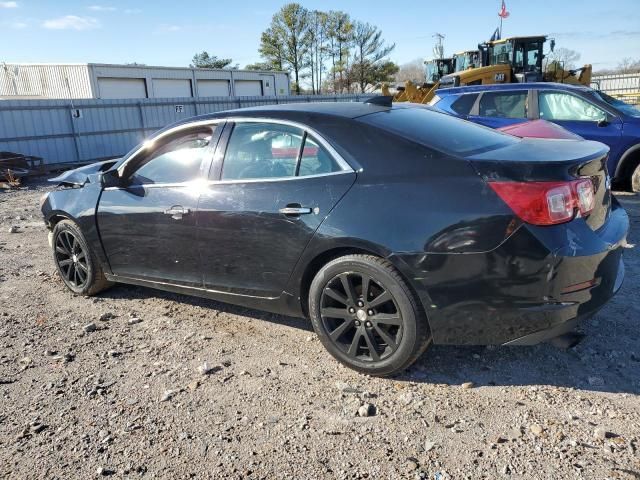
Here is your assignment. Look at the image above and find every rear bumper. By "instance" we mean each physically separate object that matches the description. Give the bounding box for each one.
[395,201,629,345]
[503,257,624,345]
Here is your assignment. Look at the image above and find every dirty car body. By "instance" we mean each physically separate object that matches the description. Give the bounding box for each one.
[42,101,628,358]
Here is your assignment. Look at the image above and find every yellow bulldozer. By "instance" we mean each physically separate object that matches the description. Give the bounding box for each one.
[383,35,593,104]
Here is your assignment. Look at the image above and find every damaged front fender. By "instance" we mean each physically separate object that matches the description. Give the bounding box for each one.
[49,159,120,187]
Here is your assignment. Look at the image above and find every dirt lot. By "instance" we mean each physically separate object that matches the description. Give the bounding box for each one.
[0,180,638,480]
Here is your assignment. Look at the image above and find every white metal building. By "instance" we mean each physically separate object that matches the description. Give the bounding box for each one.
[0,63,291,99]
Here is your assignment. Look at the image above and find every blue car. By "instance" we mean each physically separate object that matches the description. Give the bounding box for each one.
[430,82,640,191]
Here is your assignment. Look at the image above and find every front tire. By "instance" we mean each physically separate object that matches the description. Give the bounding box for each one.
[309,254,431,377]
[52,220,112,296]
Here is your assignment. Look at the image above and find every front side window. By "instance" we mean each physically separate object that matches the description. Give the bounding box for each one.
[479,91,528,118]
[539,92,607,122]
[133,127,214,184]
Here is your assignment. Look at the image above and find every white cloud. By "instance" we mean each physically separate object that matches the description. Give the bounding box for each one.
[124,8,142,14]
[0,1,18,8]
[88,5,116,11]
[43,15,100,30]
[10,21,27,28]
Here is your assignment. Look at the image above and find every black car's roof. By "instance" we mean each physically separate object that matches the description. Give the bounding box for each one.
[191,100,411,121]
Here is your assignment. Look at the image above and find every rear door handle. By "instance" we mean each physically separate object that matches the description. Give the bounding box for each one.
[164,205,190,220]
[279,206,313,216]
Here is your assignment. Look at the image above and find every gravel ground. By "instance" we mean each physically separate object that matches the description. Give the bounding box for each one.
[0,180,639,480]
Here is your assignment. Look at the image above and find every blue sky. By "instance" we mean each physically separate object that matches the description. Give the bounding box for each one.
[1,0,639,70]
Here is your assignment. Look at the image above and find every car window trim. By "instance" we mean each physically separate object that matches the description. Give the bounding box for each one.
[213,117,354,182]
[294,131,308,176]
[536,89,619,122]
[103,169,353,191]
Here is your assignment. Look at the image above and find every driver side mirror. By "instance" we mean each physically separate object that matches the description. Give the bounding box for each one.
[101,168,125,188]
[597,116,612,127]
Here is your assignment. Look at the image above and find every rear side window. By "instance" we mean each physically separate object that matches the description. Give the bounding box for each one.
[360,107,518,156]
[451,93,478,115]
[478,91,528,118]
[298,135,342,176]
[222,123,303,180]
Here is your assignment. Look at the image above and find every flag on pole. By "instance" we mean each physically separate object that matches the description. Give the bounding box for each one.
[498,0,510,19]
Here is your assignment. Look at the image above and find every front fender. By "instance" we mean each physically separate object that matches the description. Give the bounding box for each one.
[41,181,111,274]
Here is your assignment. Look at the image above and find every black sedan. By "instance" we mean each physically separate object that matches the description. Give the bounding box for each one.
[41,99,629,376]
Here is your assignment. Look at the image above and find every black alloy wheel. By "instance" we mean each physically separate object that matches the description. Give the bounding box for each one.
[51,219,112,296]
[55,230,89,289]
[320,272,403,362]
[309,254,431,376]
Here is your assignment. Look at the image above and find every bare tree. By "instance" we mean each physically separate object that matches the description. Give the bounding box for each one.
[617,57,640,74]
[547,47,581,70]
[394,58,425,84]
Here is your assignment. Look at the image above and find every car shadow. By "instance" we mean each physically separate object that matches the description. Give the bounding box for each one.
[99,283,313,332]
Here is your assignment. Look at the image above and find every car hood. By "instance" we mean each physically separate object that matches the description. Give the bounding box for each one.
[49,159,120,187]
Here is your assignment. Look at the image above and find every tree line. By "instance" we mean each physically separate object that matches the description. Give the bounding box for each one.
[191,3,398,95]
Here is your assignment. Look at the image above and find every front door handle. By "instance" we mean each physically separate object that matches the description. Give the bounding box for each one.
[164,205,190,220]
[279,206,313,216]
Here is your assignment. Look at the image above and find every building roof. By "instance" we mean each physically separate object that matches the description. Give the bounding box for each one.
[0,62,289,75]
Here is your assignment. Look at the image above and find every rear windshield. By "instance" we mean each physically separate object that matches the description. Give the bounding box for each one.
[360,107,519,156]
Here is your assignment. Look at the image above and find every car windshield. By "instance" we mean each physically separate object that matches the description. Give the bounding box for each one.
[361,106,520,156]
[591,91,640,118]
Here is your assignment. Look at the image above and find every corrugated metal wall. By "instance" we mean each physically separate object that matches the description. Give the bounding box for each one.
[0,94,373,165]
[0,64,93,99]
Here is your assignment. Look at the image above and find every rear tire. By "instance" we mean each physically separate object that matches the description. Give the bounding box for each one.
[308,254,431,377]
[632,163,640,193]
[52,220,112,296]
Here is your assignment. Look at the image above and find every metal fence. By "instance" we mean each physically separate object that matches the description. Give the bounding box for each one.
[0,94,373,167]
[592,73,640,105]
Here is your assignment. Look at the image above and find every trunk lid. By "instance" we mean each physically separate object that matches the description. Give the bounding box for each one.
[467,138,611,230]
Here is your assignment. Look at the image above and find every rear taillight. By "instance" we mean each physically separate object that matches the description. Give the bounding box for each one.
[488,179,595,226]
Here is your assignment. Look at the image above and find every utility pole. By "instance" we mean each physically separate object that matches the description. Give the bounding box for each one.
[433,33,445,59]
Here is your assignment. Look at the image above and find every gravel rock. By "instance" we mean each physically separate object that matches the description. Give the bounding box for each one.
[461,382,475,389]
[161,389,179,402]
[530,424,544,437]
[357,403,375,417]
[127,317,142,325]
[8,226,18,233]
[83,322,97,333]
[99,312,115,322]
[593,427,612,440]
[197,361,221,375]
